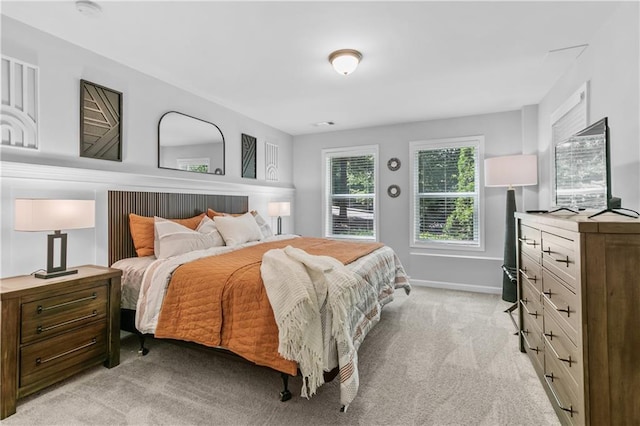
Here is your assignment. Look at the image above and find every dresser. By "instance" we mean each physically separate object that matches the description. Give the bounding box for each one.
[516,212,640,425]
[0,265,122,419]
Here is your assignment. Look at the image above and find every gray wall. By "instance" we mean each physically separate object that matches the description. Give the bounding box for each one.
[0,17,295,278]
[537,2,640,211]
[293,111,527,293]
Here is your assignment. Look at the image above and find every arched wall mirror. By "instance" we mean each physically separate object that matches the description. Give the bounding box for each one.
[158,111,225,175]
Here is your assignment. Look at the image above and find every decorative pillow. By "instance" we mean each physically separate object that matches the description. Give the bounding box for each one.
[195,215,225,247]
[207,208,225,219]
[253,212,274,238]
[129,213,204,257]
[154,216,224,259]
[213,212,263,246]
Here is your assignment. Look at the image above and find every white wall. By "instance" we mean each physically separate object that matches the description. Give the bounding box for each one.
[0,17,295,278]
[293,110,528,293]
[537,2,640,211]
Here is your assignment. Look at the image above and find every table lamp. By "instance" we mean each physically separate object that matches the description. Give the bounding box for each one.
[484,155,537,302]
[267,201,291,235]
[14,199,95,279]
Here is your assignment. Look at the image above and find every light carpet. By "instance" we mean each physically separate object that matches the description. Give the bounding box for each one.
[4,286,559,425]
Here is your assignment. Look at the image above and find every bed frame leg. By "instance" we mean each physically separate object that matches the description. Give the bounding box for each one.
[137,333,149,356]
[279,373,292,402]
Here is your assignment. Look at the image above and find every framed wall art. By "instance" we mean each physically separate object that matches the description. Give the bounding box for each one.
[80,79,122,161]
[241,133,257,178]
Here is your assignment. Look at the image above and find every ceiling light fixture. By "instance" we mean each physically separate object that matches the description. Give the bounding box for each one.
[328,49,362,76]
[314,121,335,127]
[76,0,102,17]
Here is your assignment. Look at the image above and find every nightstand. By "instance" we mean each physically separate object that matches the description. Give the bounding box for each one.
[0,265,122,419]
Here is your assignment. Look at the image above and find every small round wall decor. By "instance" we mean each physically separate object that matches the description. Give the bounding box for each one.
[387,157,401,171]
[387,184,401,198]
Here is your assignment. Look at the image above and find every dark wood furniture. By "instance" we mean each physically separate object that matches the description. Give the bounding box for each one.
[516,212,640,425]
[0,265,122,419]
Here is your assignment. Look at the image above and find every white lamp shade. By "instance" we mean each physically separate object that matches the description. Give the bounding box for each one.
[267,201,291,217]
[15,199,95,231]
[484,155,538,187]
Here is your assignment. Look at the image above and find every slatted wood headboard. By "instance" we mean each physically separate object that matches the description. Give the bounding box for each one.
[108,190,248,265]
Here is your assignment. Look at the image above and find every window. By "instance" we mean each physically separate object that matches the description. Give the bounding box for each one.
[410,136,482,249]
[323,146,378,240]
[551,82,589,206]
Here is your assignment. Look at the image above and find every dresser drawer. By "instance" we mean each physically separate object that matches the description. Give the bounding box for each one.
[542,269,579,345]
[544,347,584,425]
[521,309,544,372]
[521,280,543,332]
[541,231,578,291]
[544,310,582,390]
[20,321,107,388]
[519,253,542,293]
[519,224,541,263]
[21,285,108,344]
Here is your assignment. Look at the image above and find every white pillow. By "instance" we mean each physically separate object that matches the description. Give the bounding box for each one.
[154,216,223,259]
[196,215,225,246]
[214,212,264,246]
[252,212,274,238]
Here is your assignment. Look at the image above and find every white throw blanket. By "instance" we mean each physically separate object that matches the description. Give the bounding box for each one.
[261,245,380,410]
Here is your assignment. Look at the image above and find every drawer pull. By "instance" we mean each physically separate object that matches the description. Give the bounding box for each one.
[37,310,98,334]
[557,306,572,317]
[528,311,539,319]
[543,290,553,298]
[558,355,574,367]
[519,269,538,282]
[544,373,575,417]
[521,328,529,336]
[37,293,98,314]
[544,331,555,340]
[543,247,553,254]
[521,298,528,305]
[522,333,540,354]
[554,256,571,266]
[35,338,98,366]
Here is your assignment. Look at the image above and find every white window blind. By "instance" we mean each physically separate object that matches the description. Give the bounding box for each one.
[551,83,589,205]
[323,146,377,240]
[411,138,480,248]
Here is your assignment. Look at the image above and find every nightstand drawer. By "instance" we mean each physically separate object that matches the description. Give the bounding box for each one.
[21,285,108,344]
[20,321,107,388]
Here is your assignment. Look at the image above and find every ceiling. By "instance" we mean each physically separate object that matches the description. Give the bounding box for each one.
[1,1,620,136]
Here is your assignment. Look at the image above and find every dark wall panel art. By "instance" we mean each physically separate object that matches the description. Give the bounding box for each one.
[241,133,257,178]
[80,79,122,161]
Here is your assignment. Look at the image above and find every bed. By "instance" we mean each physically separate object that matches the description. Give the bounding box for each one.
[108,190,410,410]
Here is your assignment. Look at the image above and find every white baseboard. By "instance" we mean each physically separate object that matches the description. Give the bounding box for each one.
[410,279,501,295]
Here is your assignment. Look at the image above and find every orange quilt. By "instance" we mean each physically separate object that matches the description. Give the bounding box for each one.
[154,237,383,375]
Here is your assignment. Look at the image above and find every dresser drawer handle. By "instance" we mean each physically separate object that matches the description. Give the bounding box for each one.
[554,256,571,266]
[35,338,98,366]
[37,293,98,314]
[557,306,572,318]
[544,373,575,417]
[543,247,553,254]
[37,310,98,334]
[519,268,538,282]
[558,355,574,367]
[521,298,528,305]
[544,331,555,340]
[528,311,539,319]
[543,290,553,298]
[521,328,529,336]
[521,333,540,354]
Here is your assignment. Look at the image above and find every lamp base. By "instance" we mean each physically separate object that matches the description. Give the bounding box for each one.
[35,269,78,279]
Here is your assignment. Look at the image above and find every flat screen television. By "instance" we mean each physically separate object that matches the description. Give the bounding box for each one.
[554,117,611,210]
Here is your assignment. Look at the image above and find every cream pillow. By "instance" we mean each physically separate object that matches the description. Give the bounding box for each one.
[196,215,225,246]
[252,212,274,238]
[154,216,223,259]
[214,212,263,246]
